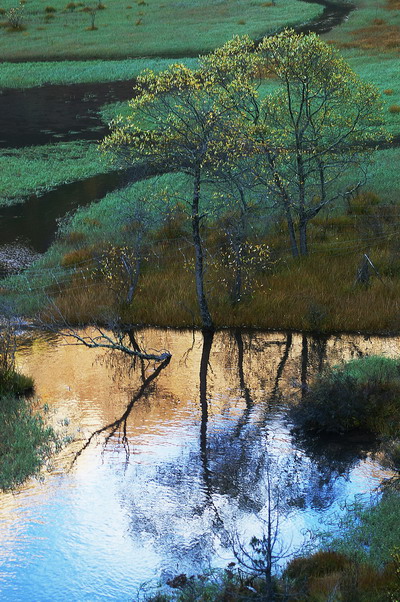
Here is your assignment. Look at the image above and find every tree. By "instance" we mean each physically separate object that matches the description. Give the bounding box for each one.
[252,30,388,256]
[102,62,245,330]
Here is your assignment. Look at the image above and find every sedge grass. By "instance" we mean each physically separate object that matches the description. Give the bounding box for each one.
[0,392,58,490]
[323,0,400,51]
[0,141,112,206]
[41,217,400,332]
[0,0,322,61]
[0,57,198,89]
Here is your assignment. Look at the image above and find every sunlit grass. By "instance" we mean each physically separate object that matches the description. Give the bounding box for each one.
[0,57,198,89]
[0,0,322,61]
[0,141,112,206]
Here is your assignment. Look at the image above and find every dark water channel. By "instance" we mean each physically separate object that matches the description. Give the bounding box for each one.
[0,165,154,254]
[0,328,396,601]
[0,2,354,149]
[0,79,138,149]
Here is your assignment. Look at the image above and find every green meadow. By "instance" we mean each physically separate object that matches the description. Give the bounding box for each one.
[0,0,322,61]
[0,141,112,206]
[0,57,198,88]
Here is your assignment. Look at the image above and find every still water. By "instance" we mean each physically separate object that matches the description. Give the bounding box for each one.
[0,328,397,601]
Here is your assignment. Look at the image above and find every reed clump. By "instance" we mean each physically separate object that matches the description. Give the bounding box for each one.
[291,356,400,435]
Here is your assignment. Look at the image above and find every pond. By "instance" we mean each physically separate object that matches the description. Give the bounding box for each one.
[0,328,396,601]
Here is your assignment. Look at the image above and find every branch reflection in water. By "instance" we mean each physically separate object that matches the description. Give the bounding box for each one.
[69,327,171,467]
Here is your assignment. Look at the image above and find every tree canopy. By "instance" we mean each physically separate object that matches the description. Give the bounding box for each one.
[102,30,389,325]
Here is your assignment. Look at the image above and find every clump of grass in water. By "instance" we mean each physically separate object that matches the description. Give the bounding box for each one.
[0,325,59,490]
[0,392,59,491]
[291,356,400,436]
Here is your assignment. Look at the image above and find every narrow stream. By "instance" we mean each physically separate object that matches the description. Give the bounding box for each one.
[0,328,396,601]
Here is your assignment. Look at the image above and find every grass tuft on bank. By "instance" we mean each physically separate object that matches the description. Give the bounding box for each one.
[291,356,400,435]
[0,392,58,491]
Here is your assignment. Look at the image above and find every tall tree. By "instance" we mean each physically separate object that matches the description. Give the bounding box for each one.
[102,63,245,330]
[254,30,388,256]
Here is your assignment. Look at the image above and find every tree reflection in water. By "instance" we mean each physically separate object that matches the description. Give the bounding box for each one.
[71,329,171,467]
[65,328,387,579]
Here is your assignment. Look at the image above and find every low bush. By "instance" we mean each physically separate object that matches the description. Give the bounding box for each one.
[291,356,400,435]
[0,370,33,396]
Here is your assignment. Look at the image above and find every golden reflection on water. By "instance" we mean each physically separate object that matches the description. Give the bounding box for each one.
[0,328,398,598]
[14,328,400,447]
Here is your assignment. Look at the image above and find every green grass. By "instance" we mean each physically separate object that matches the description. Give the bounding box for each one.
[0,141,113,206]
[0,0,322,61]
[323,0,400,48]
[363,147,400,202]
[0,391,58,490]
[0,57,198,88]
[346,52,400,135]
[291,356,400,435]
[322,491,400,570]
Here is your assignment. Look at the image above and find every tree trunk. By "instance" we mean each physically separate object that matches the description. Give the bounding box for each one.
[299,218,308,256]
[192,168,214,331]
[285,208,299,258]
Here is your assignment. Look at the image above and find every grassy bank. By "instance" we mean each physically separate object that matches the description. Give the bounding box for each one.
[0,57,198,89]
[0,141,113,206]
[0,0,322,61]
[323,0,400,51]
[0,364,58,490]
[2,162,400,332]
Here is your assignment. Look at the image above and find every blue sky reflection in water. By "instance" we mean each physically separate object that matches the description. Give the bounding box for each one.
[0,329,396,601]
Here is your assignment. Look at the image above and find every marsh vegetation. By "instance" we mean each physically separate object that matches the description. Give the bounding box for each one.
[0,0,399,598]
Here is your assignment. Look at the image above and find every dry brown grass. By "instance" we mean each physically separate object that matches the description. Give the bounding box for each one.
[386,0,400,10]
[60,246,95,268]
[48,275,114,324]
[338,20,400,51]
[51,193,400,332]
[55,248,400,332]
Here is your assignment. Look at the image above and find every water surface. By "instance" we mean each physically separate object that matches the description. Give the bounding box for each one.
[0,328,396,601]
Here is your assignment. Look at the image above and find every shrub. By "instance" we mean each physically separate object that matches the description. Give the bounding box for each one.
[291,356,400,435]
[286,550,350,577]
[6,5,25,30]
[45,6,56,12]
